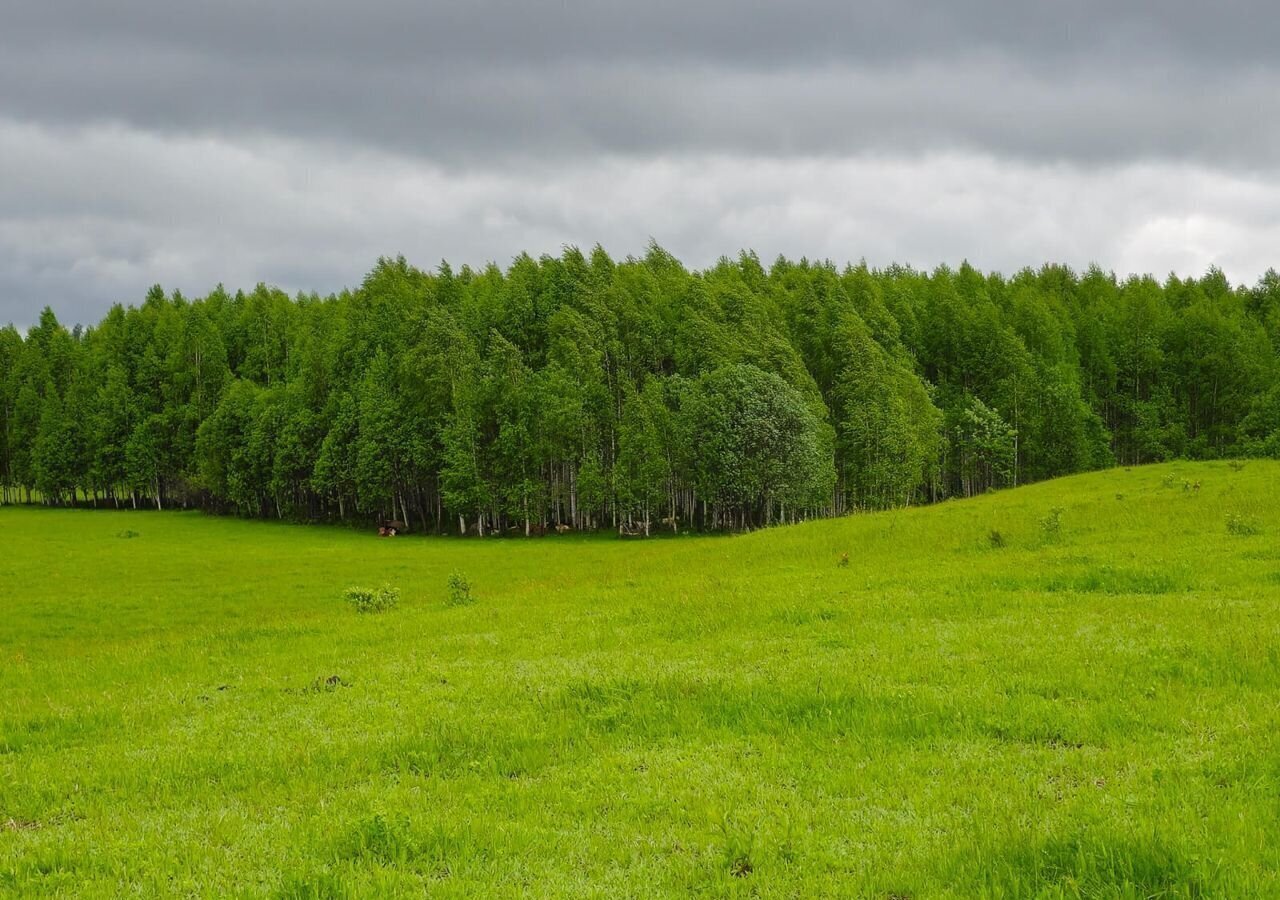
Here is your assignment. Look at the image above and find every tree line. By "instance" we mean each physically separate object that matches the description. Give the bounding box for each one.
[3,246,1280,534]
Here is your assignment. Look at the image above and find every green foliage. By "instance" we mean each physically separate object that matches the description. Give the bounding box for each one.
[1039,506,1065,540]
[1226,512,1261,536]
[715,813,758,878]
[951,395,1017,496]
[301,674,350,694]
[446,572,474,606]
[830,310,941,509]
[5,252,1280,526]
[32,390,77,502]
[343,584,399,613]
[339,813,417,864]
[679,364,834,526]
[273,871,345,900]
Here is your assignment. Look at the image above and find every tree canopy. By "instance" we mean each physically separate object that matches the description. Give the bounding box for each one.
[3,249,1277,532]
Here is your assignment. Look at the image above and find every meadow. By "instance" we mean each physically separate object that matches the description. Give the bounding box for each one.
[2,460,1279,897]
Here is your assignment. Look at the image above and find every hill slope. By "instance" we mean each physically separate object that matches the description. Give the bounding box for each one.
[2,461,1279,896]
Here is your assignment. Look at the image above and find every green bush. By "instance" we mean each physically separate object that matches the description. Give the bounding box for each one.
[1226,513,1260,537]
[339,813,417,864]
[716,814,757,879]
[303,674,350,694]
[446,572,474,606]
[344,584,399,613]
[1039,507,1064,541]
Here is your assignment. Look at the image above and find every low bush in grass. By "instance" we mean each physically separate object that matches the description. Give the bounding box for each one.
[1226,513,1260,537]
[1039,507,1064,541]
[446,572,474,606]
[339,813,417,865]
[344,584,399,613]
[716,814,758,879]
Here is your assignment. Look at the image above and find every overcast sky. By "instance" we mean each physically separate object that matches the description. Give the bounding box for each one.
[3,1,1280,327]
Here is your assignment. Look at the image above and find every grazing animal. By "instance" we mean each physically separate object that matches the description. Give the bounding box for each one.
[555,524,571,534]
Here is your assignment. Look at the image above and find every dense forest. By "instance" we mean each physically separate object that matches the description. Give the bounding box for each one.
[3,246,1280,534]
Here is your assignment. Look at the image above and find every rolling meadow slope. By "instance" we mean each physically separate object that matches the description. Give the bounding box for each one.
[2,461,1279,896]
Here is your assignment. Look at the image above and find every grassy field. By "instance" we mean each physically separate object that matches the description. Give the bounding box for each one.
[2,461,1279,897]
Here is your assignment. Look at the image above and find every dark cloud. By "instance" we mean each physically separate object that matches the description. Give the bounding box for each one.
[4,1,1279,164]
[2,1,1278,324]
[10,1,1279,69]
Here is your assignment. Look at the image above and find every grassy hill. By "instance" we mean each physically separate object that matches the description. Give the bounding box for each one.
[2,461,1279,896]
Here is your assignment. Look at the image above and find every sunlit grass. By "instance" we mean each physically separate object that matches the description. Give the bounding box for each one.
[2,460,1279,896]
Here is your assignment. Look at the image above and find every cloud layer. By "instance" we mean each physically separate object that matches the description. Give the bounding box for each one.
[3,1,1279,326]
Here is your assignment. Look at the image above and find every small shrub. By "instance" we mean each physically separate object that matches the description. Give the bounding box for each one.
[340,813,417,864]
[717,815,757,879]
[1039,507,1064,541]
[1114,493,1125,502]
[988,529,1006,549]
[116,529,141,539]
[1229,460,1247,472]
[837,551,850,568]
[1045,565,1183,595]
[273,871,345,900]
[344,586,374,610]
[1226,513,1260,537]
[304,674,350,694]
[282,675,352,697]
[446,572,474,606]
[344,584,399,613]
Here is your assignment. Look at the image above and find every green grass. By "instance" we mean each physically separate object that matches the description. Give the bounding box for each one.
[2,461,1279,897]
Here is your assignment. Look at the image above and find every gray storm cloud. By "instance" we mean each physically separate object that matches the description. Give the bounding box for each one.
[2,1,1279,325]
